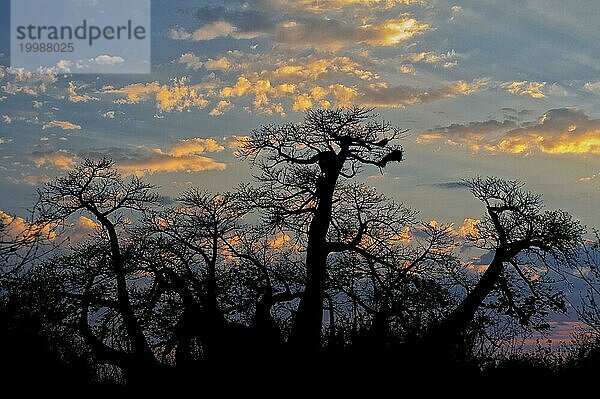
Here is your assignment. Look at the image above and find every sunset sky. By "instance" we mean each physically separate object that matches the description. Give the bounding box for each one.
[0,0,598,231]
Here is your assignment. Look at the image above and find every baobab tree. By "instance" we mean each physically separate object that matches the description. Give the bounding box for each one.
[34,158,161,382]
[430,177,585,351]
[239,107,406,351]
[574,231,600,337]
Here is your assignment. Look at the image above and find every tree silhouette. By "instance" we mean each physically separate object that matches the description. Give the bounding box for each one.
[430,177,585,352]
[575,231,600,337]
[35,158,160,382]
[239,107,406,351]
[2,109,598,386]
[326,186,458,347]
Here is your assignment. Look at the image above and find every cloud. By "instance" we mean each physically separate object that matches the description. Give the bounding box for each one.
[168,138,225,157]
[0,67,57,96]
[459,218,480,238]
[102,82,162,103]
[0,209,56,242]
[19,174,51,186]
[154,79,210,112]
[291,0,422,12]
[504,81,546,99]
[30,149,78,170]
[91,54,125,66]
[267,55,379,82]
[209,100,233,116]
[398,50,459,67]
[429,181,466,190]
[398,64,415,74]
[92,138,228,176]
[223,135,251,151]
[418,119,517,152]
[220,75,298,114]
[205,57,231,71]
[42,120,82,130]
[360,79,487,108]
[419,108,600,156]
[584,81,600,94]
[328,84,359,107]
[56,60,72,73]
[178,53,203,70]
[169,21,264,42]
[498,108,600,155]
[579,172,599,182]
[102,79,209,112]
[275,15,428,50]
[68,82,98,102]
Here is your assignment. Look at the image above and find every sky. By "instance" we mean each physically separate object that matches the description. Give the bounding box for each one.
[0,0,598,234]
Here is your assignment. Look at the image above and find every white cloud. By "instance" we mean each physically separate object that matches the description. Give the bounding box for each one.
[91,55,125,66]
[178,53,203,70]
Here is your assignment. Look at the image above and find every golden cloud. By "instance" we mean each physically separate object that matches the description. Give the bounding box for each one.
[42,120,82,130]
[155,79,209,112]
[118,152,226,176]
[103,79,209,112]
[0,209,56,242]
[115,138,227,176]
[275,15,428,50]
[68,82,98,103]
[499,109,600,154]
[268,56,379,82]
[169,138,225,157]
[205,57,231,71]
[504,81,546,99]
[220,75,298,114]
[30,149,78,170]
[292,0,422,12]
[103,82,162,103]
[459,218,480,238]
[418,108,600,156]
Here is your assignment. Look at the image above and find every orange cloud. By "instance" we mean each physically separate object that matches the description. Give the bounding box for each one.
[68,82,98,103]
[459,218,480,238]
[220,75,299,114]
[292,0,422,12]
[103,79,209,112]
[275,15,428,50]
[205,57,231,71]
[103,82,162,103]
[115,138,227,176]
[0,209,56,242]
[42,120,82,130]
[418,108,600,156]
[169,138,225,157]
[504,81,546,99]
[30,149,78,170]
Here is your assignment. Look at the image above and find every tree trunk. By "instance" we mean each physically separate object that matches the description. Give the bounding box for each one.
[428,252,506,348]
[290,153,343,352]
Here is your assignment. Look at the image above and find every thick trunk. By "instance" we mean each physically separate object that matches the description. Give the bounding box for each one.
[291,154,342,352]
[291,210,330,351]
[429,252,506,347]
